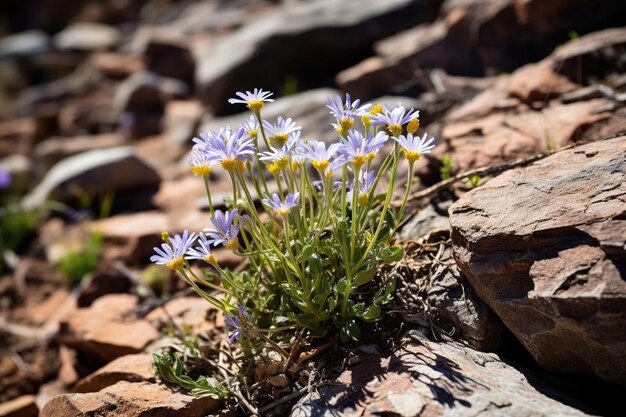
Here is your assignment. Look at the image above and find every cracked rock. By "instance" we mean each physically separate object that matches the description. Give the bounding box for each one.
[449,136,626,385]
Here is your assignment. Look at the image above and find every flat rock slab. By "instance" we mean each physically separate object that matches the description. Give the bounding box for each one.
[292,332,589,417]
[40,381,220,417]
[449,137,626,385]
[73,354,155,393]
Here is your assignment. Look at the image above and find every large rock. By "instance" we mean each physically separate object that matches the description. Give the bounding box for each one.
[292,331,590,417]
[53,23,120,51]
[195,0,440,115]
[40,381,220,417]
[449,137,626,385]
[34,133,127,169]
[23,147,160,209]
[73,354,155,393]
[337,1,626,99]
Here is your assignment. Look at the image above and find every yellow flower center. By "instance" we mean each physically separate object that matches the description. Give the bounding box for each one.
[352,155,367,169]
[166,256,184,270]
[225,239,238,251]
[388,124,403,137]
[191,165,212,176]
[407,118,420,135]
[276,208,290,216]
[402,149,422,161]
[358,192,368,206]
[161,231,170,243]
[335,125,348,137]
[369,104,383,115]
[203,254,218,266]
[248,129,258,139]
[339,117,354,131]
[267,162,280,174]
[367,152,376,161]
[273,133,289,146]
[221,158,245,173]
[311,159,330,172]
[361,115,371,127]
[247,101,264,112]
[291,161,300,171]
[276,156,290,169]
[325,171,333,179]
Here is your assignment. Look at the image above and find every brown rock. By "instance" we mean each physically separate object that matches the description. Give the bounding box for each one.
[449,137,626,384]
[73,354,155,393]
[0,395,38,417]
[292,332,589,417]
[146,296,221,334]
[35,134,127,169]
[59,294,160,362]
[40,381,221,417]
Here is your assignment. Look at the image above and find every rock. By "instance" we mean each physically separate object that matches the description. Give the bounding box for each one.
[23,147,161,210]
[59,294,160,362]
[195,0,440,115]
[88,52,144,78]
[163,100,203,146]
[337,0,626,98]
[292,331,589,417]
[132,28,194,83]
[40,381,221,417]
[146,296,221,334]
[0,31,49,59]
[0,395,38,417]
[76,269,133,308]
[73,354,155,393]
[34,133,127,169]
[53,23,120,51]
[449,137,626,385]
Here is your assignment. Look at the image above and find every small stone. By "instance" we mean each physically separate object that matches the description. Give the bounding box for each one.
[53,23,120,51]
[0,395,38,417]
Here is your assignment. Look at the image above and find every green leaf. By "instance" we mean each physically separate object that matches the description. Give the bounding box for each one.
[379,245,404,263]
[308,253,324,276]
[361,304,381,321]
[353,267,377,287]
[340,320,361,342]
[296,244,315,263]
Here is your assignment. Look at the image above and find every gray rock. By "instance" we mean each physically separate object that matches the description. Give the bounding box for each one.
[23,147,160,208]
[0,30,50,59]
[53,23,121,51]
[292,332,590,417]
[195,0,440,115]
[449,136,626,385]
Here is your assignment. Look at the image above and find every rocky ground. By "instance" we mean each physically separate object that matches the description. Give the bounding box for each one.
[0,0,625,416]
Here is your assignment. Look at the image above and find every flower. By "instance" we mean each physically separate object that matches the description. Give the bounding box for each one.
[205,209,241,250]
[262,116,301,146]
[262,192,300,216]
[187,146,213,176]
[297,140,341,173]
[228,88,274,112]
[338,130,388,168]
[241,115,259,139]
[225,305,253,344]
[186,234,217,265]
[326,93,371,135]
[393,132,436,162]
[347,170,376,206]
[151,230,197,270]
[193,128,254,173]
[0,169,12,189]
[259,132,299,173]
[372,105,419,137]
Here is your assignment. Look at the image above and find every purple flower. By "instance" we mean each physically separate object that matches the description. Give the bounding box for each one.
[347,170,376,205]
[151,230,197,270]
[338,130,388,168]
[186,234,217,265]
[228,88,274,112]
[241,115,259,139]
[0,169,12,189]
[262,116,301,146]
[187,146,213,176]
[372,105,419,136]
[205,209,241,250]
[296,140,341,173]
[193,128,254,172]
[225,305,253,344]
[393,132,436,161]
[326,93,371,134]
[262,192,300,216]
[259,133,299,173]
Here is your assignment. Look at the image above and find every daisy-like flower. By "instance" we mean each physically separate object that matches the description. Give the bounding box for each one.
[225,305,253,344]
[297,140,341,173]
[393,132,436,162]
[185,233,217,265]
[205,209,241,250]
[151,230,197,270]
[262,192,300,216]
[228,88,274,112]
[338,130,388,169]
[259,133,299,174]
[187,146,213,176]
[372,105,419,137]
[193,128,254,173]
[262,116,301,147]
[347,170,376,206]
[241,115,259,139]
[326,93,371,135]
